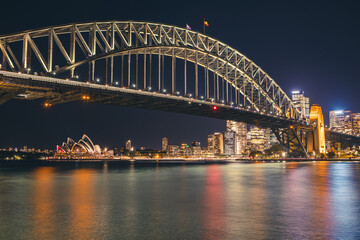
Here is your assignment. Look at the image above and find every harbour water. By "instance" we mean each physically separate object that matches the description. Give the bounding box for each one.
[0,161,359,239]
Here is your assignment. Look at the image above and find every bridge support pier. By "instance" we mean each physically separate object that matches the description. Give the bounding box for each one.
[272,126,309,158]
[307,105,326,155]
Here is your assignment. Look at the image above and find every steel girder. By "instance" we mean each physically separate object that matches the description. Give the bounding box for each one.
[0,21,304,122]
[272,127,309,158]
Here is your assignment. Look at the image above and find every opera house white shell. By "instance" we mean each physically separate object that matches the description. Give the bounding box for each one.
[57,134,101,155]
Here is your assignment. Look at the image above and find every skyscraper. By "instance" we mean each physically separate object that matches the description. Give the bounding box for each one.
[291,90,310,119]
[126,140,132,151]
[330,110,345,132]
[224,130,236,156]
[247,126,268,152]
[344,110,353,135]
[162,137,168,151]
[226,120,247,154]
[351,113,360,136]
[208,132,224,155]
[191,142,201,156]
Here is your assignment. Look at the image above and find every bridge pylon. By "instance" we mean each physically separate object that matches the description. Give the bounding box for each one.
[307,104,326,155]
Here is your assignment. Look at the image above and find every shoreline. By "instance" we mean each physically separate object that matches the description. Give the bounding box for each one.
[1,158,359,165]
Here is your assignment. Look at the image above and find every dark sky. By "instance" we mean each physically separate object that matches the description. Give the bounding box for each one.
[1,0,359,150]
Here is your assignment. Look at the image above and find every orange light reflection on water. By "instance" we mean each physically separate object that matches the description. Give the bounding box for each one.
[31,167,56,239]
[68,168,96,240]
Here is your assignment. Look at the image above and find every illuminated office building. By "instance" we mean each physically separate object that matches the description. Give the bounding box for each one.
[247,126,269,152]
[126,140,132,151]
[344,110,353,135]
[351,113,360,136]
[191,142,201,156]
[208,132,224,155]
[224,130,236,156]
[162,137,168,151]
[226,120,247,154]
[168,145,180,157]
[291,90,310,119]
[330,110,345,132]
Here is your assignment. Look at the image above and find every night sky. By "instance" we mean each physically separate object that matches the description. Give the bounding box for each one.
[1,0,359,150]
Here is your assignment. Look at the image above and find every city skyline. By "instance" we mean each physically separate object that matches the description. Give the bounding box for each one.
[1,0,360,150]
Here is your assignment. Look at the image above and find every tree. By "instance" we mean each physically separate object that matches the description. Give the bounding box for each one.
[249,151,263,159]
[327,151,336,159]
[264,144,283,157]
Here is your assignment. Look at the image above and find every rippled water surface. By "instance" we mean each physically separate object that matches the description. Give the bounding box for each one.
[1,161,360,239]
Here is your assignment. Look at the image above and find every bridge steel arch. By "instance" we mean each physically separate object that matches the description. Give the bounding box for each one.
[0,21,304,122]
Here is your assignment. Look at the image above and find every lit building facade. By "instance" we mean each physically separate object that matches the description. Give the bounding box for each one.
[247,126,270,152]
[126,140,132,151]
[291,90,310,119]
[162,137,168,152]
[344,110,353,135]
[224,130,236,156]
[330,110,346,133]
[330,110,358,135]
[180,143,191,156]
[191,142,201,157]
[352,113,360,136]
[208,132,224,155]
[226,120,247,154]
[168,145,180,157]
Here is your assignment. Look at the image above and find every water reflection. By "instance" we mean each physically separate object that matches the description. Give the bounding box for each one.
[204,165,225,240]
[1,161,360,239]
[31,167,56,239]
[330,163,360,239]
[68,168,97,240]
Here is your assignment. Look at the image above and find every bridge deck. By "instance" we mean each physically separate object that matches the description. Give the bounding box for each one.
[0,71,303,129]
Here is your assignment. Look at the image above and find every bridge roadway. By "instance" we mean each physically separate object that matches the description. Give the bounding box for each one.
[0,70,306,129]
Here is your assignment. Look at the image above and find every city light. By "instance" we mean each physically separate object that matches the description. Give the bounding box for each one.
[82,95,90,100]
[212,106,218,110]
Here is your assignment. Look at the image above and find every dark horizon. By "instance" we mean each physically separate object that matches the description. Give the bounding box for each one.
[1,0,359,150]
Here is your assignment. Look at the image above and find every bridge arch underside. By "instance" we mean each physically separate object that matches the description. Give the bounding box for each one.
[57,46,287,115]
[0,21,303,123]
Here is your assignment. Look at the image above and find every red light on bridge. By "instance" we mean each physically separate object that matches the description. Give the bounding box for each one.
[212,106,218,110]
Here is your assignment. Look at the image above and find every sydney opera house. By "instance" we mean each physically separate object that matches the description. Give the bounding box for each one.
[55,134,107,159]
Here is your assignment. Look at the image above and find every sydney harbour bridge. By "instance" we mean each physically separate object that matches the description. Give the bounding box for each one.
[0,21,359,157]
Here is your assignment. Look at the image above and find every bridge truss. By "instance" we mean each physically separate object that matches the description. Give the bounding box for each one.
[0,21,315,156]
[0,21,305,121]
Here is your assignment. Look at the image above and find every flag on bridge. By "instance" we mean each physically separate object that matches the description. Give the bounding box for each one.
[203,19,209,34]
[186,24,191,30]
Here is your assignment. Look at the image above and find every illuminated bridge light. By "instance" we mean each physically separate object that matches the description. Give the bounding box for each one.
[44,102,52,108]
[82,95,90,100]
